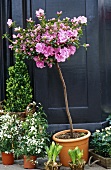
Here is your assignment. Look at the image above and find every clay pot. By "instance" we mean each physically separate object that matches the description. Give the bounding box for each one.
[23,155,37,169]
[53,129,91,167]
[1,152,14,165]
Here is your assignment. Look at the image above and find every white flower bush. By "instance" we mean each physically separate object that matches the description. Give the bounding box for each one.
[0,113,20,153]
[15,103,49,157]
[90,126,111,157]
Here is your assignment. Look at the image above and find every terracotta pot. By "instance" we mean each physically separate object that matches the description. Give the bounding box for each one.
[23,155,37,169]
[2,152,14,165]
[53,129,91,167]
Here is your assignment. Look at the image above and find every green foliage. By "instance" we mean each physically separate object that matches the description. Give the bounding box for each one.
[4,53,33,112]
[45,141,63,164]
[90,127,111,157]
[68,147,85,165]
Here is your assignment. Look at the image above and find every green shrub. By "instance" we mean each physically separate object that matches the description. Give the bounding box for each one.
[4,54,33,112]
[90,127,111,157]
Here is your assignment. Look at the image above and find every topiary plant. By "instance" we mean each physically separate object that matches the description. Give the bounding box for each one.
[3,53,33,112]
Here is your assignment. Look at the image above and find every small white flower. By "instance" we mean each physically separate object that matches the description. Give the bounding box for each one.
[96,130,100,133]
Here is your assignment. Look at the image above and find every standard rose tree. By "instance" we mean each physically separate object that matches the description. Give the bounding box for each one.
[4,9,89,137]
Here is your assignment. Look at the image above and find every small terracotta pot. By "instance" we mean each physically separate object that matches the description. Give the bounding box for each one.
[2,152,14,165]
[53,129,91,167]
[23,155,37,169]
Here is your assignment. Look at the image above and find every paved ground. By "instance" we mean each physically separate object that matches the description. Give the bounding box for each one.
[0,163,110,170]
[0,158,111,170]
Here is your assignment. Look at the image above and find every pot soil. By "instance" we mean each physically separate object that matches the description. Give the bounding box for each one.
[53,129,91,167]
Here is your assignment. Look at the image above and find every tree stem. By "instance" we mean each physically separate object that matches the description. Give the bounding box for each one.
[56,63,73,138]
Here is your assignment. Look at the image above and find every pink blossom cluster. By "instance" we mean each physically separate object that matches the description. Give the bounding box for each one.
[6,9,88,68]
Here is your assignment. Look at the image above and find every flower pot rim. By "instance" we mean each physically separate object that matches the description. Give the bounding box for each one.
[53,129,91,142]
[2,152,13,154]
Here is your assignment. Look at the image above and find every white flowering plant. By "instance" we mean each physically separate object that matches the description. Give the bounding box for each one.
[15,103,49,157]
[0,113,20,153]
[90,126,111,157]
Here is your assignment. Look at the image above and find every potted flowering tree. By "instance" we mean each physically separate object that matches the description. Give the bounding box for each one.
[0,113,20,165]
[5,9,91,166]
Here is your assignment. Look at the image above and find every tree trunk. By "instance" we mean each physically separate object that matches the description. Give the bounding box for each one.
[56,63,73,138]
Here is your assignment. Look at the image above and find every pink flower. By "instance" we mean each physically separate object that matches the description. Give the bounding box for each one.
[86,44,90,47]
[12,34,17,38]
[77,16,87,24]
[73,30,78,37]
[47,63,53,68]
[43,46,54,57]
[15,48,19,52]
[17,33,21,37]
[33,56,45,68]
[58,30,68,43]
[9,45,13,50]
[67,30,78,38]
[21,45,26,51]
[36,43,45,53]
[7,19,13,27]
[36,61,45,68]
[55,48,66,62]
[30,33,34,37]
[36,9,45,18]
[68,46,76,55]
[26,18,33,22]
[71,17,78,23]
[14,27,21,32]
[28,52,31,56]
[13,40,18,44]
[57,11,62,15]
[60,47,70,59]
[30,48,33,51]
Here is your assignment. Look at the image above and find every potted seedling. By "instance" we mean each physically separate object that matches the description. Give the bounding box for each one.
[68,147,85,170]
[45,141,63,170]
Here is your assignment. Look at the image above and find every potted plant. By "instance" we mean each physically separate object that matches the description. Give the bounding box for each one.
[0,113,20,165]
[44,141,63,170]
[0,51,33,118]
[5,9,91,167]
[89,126,111,169]
[68,147,85,170]
[15,103,49,169]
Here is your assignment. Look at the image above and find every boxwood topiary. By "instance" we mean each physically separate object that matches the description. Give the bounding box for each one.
[3,53,33,112]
